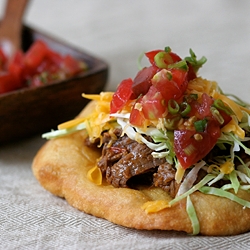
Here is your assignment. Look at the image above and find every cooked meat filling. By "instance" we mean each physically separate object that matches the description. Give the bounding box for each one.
[85,129,248,198]
[85,129,180,197]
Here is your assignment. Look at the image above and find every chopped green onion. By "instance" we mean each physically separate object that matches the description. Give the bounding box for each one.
[168,99,180,114]
[210,107,224,125]
[194,119,207,132]
[184,94,198,103]
[164,46,171,53]
[180,102,191,117]
[154,51,173,69]
[168,60,188,71]
[184,48,207,73]
[184,144,196,156]
[213,99,233,115]
[163,115,181,130]
[166,71,172,80]
[137,51,145,70]
[186,195,200,235]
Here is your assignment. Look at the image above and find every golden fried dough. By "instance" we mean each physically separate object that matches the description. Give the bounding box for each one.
[32,101,250,236]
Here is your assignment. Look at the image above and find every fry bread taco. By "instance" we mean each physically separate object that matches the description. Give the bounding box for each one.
[32,47,250,236]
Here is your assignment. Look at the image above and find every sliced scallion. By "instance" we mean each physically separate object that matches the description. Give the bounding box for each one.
[154,51,173,69]
[180,102,191,117]
[168,60,188,71]
[213,99,233,115]
[211,107,224,125]
[194,119,207,132]
[168,99,180,114]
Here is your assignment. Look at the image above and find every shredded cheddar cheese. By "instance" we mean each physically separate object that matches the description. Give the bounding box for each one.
[187,77,219,97]
[219,160,234,174]
[221,116,245,139]
[82,92,114,102]
[87,166,102,185]
[175,163,186,184]
[57,92,116,141]
[212,92,243,121]
[141,200,170,213]
[207,160,234,174]
[58,117,86,130]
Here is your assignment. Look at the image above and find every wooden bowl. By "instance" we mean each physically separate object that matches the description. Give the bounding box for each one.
[0,25,108,144]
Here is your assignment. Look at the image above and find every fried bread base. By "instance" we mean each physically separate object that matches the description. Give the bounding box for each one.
[32,101,250,236]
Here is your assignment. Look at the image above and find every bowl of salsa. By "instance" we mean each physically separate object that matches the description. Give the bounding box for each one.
[0,25,108,144]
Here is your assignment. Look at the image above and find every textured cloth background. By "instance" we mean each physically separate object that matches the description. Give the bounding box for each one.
[1,0,250,249]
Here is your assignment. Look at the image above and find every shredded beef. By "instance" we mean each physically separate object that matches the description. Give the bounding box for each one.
[153,163,180,198]
[106,141,166,188]
[85,129,200,197]
[97,135,138,175]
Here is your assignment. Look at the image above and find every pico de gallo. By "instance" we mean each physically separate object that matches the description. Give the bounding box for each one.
[0,39,87,94]
[42,46,250,235]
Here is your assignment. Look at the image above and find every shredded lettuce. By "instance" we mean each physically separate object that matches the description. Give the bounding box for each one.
[199,186,250,208]
[177,161,206,196]
[169,174,215,206]
[186,195,200,235]
[117,118,169,152]
[229,170,240,193]
[42,122,86,139]
[222,184,250,191]
[208,172,224,186]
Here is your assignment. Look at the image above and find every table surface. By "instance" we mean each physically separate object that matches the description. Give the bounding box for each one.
[1,0,250,249]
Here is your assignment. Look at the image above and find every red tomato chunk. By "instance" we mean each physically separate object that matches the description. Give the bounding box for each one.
[0,40,87,94]
[110,46,224,169]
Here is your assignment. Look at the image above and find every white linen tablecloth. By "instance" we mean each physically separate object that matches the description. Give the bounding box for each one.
[1,0,250,249]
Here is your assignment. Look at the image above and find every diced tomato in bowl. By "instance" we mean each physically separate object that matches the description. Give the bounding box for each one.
[0,39,88,94]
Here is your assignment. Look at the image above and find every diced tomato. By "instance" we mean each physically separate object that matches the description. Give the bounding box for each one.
[7,51,23,84]
[23,40,48,74]
[110,78,133,114]
[129,96,146,127]
[170,68,188,94]
[218,109,232,126]
[132,66,158,97]
[197,93,214,117]
[35,48,63,75]
[187,62,197,81]
[206,119,221,139]
[145,50,163,65]
[0,48,7,70]
[174,120,221,169]
[152,68,187,102]
[62,55,82,76]
[29,75,45,87]
[0,40,87,94]
[188,93,214,120]
[141,85,167,120]
[145,49,181,66]
[0,72,22,94]
[46,49,63,66]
